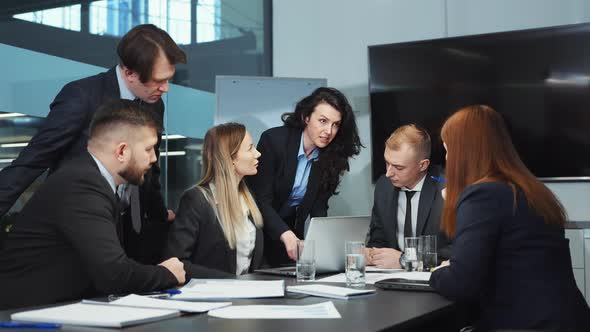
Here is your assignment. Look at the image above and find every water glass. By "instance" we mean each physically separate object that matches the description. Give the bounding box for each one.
[404,237,423,272]
[296,239,316,281]
[345,241,366,287]
[421,235,437,271]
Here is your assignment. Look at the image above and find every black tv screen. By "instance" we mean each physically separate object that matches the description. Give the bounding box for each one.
[369,22,590,182]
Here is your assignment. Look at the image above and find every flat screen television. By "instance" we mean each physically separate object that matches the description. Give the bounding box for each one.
[368,22,590,182]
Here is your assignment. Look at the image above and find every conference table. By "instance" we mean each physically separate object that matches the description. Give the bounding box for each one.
[0,273,458,332]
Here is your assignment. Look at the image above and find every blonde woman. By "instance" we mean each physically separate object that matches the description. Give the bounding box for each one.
[164,123,263,278]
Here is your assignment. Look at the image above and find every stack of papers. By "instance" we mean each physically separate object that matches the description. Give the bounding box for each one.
[11,294,233,328]
[287,284,376,300]
[208,301,341,319]
[317,271,431,285]
[101,294,231,312]
[11,302,179,328]
[172,279,285,300]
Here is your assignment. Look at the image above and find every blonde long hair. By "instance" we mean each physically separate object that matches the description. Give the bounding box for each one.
[198,122,263,249]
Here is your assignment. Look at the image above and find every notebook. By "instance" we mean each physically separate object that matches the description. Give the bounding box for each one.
[287,284,376,300]
[374,272,434,292]
[256,216,370,276]
[88,294,232,313]
[11,302,180,328]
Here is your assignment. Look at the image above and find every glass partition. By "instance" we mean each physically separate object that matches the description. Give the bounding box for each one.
[0,0,270,214]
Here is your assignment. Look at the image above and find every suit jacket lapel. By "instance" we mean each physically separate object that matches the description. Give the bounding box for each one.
[278,128,302,203]
[389,187,400,246]
[416,175,436,236]
[103,67,121,101]
[250,227,264,272]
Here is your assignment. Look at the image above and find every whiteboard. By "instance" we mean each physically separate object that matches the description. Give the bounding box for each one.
[215,76,327,145]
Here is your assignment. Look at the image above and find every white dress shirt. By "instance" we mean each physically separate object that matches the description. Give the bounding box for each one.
[396,174,426,251]
[209,184,256,275]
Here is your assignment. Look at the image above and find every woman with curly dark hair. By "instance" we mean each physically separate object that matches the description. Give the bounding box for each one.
[249,87,362,266]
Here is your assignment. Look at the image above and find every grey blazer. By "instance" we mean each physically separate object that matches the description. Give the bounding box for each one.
[164,186,264,278]
[367,169,451,261]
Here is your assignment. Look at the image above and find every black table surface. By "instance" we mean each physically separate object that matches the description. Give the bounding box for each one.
[0,273,455,332]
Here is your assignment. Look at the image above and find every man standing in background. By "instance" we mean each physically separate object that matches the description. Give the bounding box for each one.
[0,24,187,264]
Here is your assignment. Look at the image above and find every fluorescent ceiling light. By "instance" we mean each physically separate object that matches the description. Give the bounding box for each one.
[162,134,186,140]
[160,151,186,157]
[0,113,25,118]
[0,143,28,148]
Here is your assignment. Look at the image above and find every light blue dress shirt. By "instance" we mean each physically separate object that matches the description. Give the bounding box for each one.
[287,133,319,207]
[114,66,137,203]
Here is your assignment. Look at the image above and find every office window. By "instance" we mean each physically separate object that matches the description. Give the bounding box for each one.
[13,4,81,32]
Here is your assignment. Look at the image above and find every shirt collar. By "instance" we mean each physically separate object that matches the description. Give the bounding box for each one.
[404,173,427,192]
[298,132,319,161]
[116,65,137,101]
[89,152,117,194]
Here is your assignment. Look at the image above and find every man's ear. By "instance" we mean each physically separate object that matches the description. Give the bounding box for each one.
[122,67,138,83]
[420,159,431,172]
[115,142,128,163]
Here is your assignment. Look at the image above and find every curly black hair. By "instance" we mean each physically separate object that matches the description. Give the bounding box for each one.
[281,87,363,195]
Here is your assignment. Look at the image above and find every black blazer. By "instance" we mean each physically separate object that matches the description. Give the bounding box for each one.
[0,67,169,264]
[367,171,451,261]
[164,187,264,278]
[248,126,331,265]
[0,152,177,310]
[430,182,590,331]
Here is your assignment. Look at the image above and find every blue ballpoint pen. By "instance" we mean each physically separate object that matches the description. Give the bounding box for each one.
[430,175,445,183]
[0,322,61,329]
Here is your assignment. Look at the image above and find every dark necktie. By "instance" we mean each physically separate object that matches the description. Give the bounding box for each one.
[403,191,416,238]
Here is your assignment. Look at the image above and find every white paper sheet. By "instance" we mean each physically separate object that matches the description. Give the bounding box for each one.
[208,301,341,319]
[106,294,231,312]
[172,279,285,300]
[11,302,179,328]
[287,284,375,300]
[365,266,404,273]
[316,271,431,284]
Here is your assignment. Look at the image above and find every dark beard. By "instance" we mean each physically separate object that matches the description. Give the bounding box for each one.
[119,158,146,186]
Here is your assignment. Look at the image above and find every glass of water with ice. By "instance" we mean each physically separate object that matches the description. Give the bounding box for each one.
[404,237,423,272]
[345,241,366,287]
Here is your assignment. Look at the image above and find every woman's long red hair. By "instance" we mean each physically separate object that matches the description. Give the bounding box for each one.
[440,105,566,237]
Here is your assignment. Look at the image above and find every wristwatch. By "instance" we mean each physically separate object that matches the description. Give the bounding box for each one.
[399,252,407,269]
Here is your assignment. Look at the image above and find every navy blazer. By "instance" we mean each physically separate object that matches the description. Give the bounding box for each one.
[164,187,264,278]
[367,170,451,261]
[0,67,169,264]
[430,182,590,331]
[248,126,332,265]
[0,152,177,310]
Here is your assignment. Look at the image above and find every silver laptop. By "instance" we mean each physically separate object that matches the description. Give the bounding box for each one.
[256,215,370,276]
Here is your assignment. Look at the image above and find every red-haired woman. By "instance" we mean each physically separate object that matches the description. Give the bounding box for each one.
[430,105,590,331]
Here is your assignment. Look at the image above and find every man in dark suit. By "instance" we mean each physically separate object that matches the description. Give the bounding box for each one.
[0,24,186,264]
[366,124,451,268]
[0,100,185,310]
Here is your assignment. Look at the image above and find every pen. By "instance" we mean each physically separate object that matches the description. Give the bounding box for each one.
[0,322,61,329]
[430,175,445,183]
[107,289,181,301]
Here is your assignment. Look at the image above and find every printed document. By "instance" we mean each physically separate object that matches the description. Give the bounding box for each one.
[105,294,231,312]
[208,301,341,319]
[173,279,285,300]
